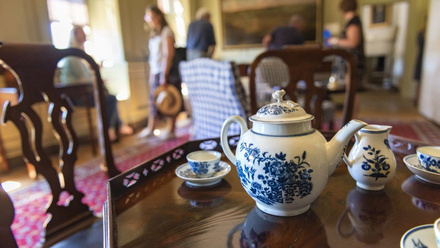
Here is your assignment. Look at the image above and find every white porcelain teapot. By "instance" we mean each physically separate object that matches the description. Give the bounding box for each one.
[221,90,367,216]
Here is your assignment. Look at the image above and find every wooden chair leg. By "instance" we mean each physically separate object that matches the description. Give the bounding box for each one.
[0,129,10,173]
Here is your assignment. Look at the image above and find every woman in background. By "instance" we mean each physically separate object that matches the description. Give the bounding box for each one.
[60,26,133,141]
[138,5,180,140]
[328,0,365,87]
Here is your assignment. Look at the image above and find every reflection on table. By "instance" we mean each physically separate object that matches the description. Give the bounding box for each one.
[402,175,440,214]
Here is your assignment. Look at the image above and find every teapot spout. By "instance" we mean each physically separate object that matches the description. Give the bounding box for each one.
[326,120,367,175]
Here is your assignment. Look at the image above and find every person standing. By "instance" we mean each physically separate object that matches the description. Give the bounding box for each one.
[60,26,133,142]
[186,7,216,60]
[328,0,365,85]
[138,5,180,140]
[262,14,305,50]
[413,27,425,106]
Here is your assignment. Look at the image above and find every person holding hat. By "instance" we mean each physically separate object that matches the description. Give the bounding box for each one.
[139,5,182,140]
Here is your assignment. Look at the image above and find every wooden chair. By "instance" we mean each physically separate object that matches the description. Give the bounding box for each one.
[55,83,98,155]
[179,58,248,140]
[253,56,290,106]
[249,47,358,130]
[0,43,120,246]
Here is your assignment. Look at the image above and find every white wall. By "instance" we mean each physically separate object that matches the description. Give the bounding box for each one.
[419,0,440,124]
[362,2,408,87]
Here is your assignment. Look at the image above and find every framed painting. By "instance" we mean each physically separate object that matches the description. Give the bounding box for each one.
[221,0,322,48]
[370,4,391,27]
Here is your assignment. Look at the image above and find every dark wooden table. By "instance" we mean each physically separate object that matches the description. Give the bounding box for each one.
[104,134,440,248]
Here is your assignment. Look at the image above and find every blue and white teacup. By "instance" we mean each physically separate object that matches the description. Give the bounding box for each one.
[187,150,222,178]
[416,146,440,174]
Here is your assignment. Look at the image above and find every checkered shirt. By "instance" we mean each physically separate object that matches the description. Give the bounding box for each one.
[180,58,249,140]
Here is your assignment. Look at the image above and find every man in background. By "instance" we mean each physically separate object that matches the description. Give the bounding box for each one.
[262,14,305,50]
[186,7,216,60]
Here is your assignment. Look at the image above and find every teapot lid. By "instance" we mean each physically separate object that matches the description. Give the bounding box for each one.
[249,90,313,123]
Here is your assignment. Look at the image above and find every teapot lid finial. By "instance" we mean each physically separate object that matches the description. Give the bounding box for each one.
[251,89,313,123]
[272,90,285,103]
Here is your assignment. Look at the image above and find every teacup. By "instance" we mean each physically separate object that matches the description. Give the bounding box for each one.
[416,146,440,174]
[186,150,222,178]
[435,218,440,248]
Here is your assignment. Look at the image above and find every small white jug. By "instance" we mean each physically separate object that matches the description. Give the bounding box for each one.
[344,125,396,191]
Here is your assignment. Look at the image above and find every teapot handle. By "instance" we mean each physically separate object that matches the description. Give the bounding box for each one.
[220,115,248,165]
[336,208,355,238]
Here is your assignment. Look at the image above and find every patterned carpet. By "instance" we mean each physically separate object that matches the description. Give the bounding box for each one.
[363,119,440,145]
[8,118,440,247]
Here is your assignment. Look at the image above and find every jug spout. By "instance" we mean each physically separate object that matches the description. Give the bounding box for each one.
[326,119,367,175]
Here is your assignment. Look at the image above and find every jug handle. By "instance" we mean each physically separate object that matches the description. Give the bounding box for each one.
[343,133,360,168]
[336,208,355,238]
[221,115,248,165]
[343,153,352,168]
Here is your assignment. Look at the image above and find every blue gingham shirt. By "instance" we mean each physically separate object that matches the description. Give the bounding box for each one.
[179,58,248,139]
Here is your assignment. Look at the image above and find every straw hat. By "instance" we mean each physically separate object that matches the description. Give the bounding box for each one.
[154,84,182,116]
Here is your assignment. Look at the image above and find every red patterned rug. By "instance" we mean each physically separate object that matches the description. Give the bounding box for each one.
[8,119,440,247]
[361,119,440,145]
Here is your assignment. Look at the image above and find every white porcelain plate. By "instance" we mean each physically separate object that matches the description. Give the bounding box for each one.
[403,154,440,185]
[401,224,436,248]
[175,161,231,187]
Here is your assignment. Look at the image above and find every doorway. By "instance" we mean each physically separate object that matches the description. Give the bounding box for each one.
[362,1,409,89]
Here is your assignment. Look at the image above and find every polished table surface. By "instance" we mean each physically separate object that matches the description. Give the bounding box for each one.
[104,134,440,248]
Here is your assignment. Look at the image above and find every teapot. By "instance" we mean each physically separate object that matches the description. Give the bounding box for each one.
[220,90,367,216]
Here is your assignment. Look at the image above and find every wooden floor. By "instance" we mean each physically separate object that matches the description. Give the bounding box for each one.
[0,85,428,247]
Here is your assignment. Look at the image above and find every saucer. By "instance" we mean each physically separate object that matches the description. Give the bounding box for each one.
[400,224,436,248]
[403,154,440,185]
[175,161,231,187]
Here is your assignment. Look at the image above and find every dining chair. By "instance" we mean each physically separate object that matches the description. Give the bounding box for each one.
[0,43,120,246]
[254,56,290,106]
[179,58,249,140]
[55,83,98,155]
[249,47,358,130]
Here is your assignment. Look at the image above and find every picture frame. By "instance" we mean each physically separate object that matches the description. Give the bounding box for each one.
[370,4,391,27]
[220,0,322,48]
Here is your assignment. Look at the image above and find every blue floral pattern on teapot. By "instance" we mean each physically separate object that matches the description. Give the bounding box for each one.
[236,142,313,206]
